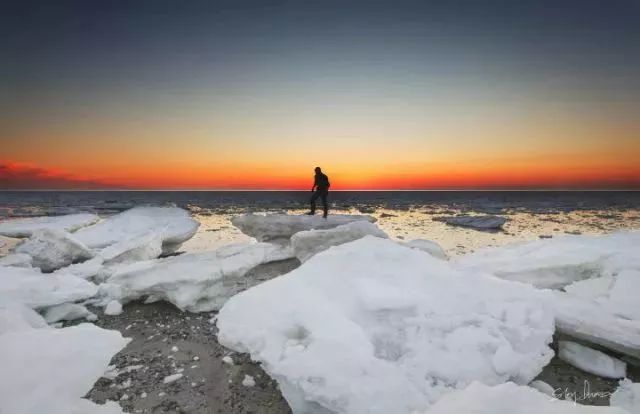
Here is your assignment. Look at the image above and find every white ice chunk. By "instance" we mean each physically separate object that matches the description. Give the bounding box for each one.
[611,379,640,413]
[16,229,94,272]
[43,303,97,324]
[0,302,48,334]
[74,207,199,254]
[218,237,555,414]
[242,374,256,387]
[606,269,640,320]
[455,232,640,289]
[0,213,99,238]
[0,323,129,414]
[231,213,376,242]
[104,300,123,316]
[529,380,556,397]
[0,266,98,309]
[54,257,105,280]
[434,215,507,230]
[0,253,33,268]
[291,221,388,262]
[564,276,613,301]
[400,239,448,260]
[558,341,626,379]
[99,232,163,265]
[106,242,294,312]
[426,381,627,414]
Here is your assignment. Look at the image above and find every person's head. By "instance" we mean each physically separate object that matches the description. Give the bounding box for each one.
[314,167,321,174]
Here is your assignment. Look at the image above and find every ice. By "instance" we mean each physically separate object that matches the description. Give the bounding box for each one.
[611,379,640,413]
[231,213,376,242]
[0,213,99,238]
[0,323,129,414]
[455,232,640,289]
[16,228,94,272]
[564,276,613,301]
[55,257,105,279]
[106,242,294,312]
[105,300,123,315]
[99,232,163,265]
[242,374,256,387]
[163,373,183,384]
[606,270,640,320]
[529,380,556,397]
[425,382,627,414]
[434,215,507,230]
[74,207,199,254]
[558,341,626,379]
[218,237,555,414]
[0,302,48,334]
[400,239,448,260]
[291,221,388,262]
[550,292,640,360]
[0,266,98,309]
[0,253,33,268]
[43,303,97,323]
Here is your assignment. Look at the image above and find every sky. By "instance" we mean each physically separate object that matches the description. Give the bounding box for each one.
[1,0,639,190]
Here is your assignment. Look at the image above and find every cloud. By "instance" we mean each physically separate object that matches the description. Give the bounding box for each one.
[0,161,119,190]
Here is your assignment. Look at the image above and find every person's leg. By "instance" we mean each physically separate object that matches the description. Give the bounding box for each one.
[321,191,328,218]
[309,191,319,215]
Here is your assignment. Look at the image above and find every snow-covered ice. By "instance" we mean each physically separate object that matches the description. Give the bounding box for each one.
[455,232,640,289]
[291,221,388,262]
[0,266,98,309]
[44,303,97,324]
[231,213,376,242]
[611,379,640,413]
[0,302,48,334]
[529,380,556,397]
[0,323,129,414]
[400,239,448,260]
[242,374,256,387]
[564,276,613,301]
[104,300,124,316]
[434,215,507,230]
[74,207,199,254]
[0,213,99,238]
[425,382,627,414]
[0,252,33,267]
[106,242,294,312]
[99,232,164,265]
[558,341,626,379]
[16,228,94,272]
[606,270,640,320]
[218,237,555,414]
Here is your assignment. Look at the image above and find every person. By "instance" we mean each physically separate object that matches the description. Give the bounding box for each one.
[309,167,330,218]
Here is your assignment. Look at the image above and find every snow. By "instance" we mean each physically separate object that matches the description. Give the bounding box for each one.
[0,302,48,334]
[425,381,627,414]
[434,215,507,230]
[0,323,129,414]
[455,232,640,289]
[0,253,33,268]
[231,213,376,242]
[218,237,555,414]
[611,379,640,413]
[163,373,183,384]
[74,207,199,254]
[557,341,626,379]
[44,303,97,323]
[16,228,94,272]
[291,221,388,262]
[242,374,256,387]
[106,242,293,312]
[0,266,98,309]
[400,239,448,260]
[0,213,99,238]
[104,300,123,316]
[529,380,556,397]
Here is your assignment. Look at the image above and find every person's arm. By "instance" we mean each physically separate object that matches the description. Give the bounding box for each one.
[311,175,317,191]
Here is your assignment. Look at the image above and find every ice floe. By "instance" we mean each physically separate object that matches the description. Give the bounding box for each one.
[105,242,294,312]
[425,381,627,414]
[43,303,97,324]
[0,266,98,309]
[611,379,640,413]
[433,215,507,230]
[0,213,99,238]
[0,323,128,414]
[74,206,199,254]
[558,340,626,379]
[231,213,376,242]
[400,239,448,260]
[291,221,388,262]
[0,253,33,268]
[16,228,94,272]
[0,302,48,334]
[218,236,555,414]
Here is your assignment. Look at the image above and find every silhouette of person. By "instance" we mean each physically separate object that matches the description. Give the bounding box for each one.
[309,167,330,218]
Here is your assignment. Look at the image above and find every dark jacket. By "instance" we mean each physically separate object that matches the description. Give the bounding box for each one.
[314,173,330,190]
